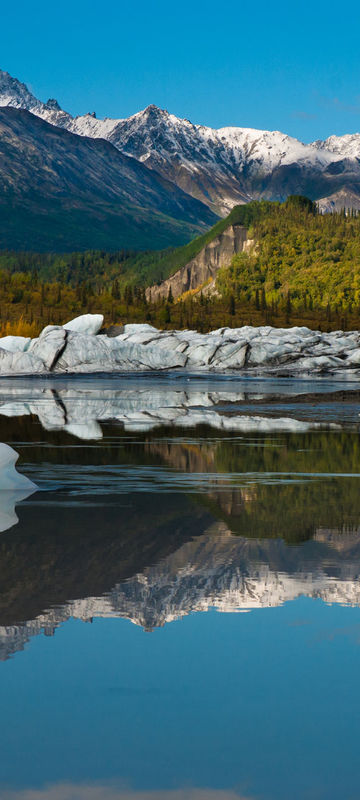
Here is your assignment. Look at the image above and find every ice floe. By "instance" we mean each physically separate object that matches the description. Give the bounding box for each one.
[63,313,104,335]
[0,335,31,353]
[0,315,360,376]
[0,443,37,532]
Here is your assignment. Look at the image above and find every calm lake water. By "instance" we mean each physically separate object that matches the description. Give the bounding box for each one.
[0,376,360,800]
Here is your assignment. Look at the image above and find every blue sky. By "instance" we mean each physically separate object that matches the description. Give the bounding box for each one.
[2,0,360,142]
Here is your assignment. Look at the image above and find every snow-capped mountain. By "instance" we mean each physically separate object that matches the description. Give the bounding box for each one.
[317,186,360,213]
[0,103,217,251]
[313,133,360,159]
[1,68,360,215]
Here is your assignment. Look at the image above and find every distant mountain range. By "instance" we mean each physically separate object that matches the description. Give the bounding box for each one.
[2,69,360,220]
[1,68,360,251]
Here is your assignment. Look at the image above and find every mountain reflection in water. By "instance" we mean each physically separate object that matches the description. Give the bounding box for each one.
[0,377,360,660]
[1,379,360,800]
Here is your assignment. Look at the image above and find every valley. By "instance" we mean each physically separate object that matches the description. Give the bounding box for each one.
[1,198,360,336]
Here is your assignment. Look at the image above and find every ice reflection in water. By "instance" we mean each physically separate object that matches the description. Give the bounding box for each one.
[0,375,360,439]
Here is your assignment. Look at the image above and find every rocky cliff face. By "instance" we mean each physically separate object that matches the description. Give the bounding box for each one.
[146,224,251,302]
[317,186,360,213]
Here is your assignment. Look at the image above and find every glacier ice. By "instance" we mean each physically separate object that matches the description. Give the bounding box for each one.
[0,443,37,532]
[0,335,31,353]
[63,313,104,335]
[0,443,37,493]
[0,315,359,376]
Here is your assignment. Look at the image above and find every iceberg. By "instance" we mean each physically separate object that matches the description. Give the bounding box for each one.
[0,443,37,532]
[0,314,359,376]
[63,313,104,335]
[0,335,31,353]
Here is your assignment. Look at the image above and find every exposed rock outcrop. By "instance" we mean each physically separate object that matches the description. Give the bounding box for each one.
[146,224,251,302]
[317,186,360,213]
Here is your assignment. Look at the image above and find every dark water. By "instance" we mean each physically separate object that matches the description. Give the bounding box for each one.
[0,377,360,800]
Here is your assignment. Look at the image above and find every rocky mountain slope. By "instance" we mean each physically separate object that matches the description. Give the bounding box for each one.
[317,186,360,213]
[147,223,251,302]
[1,69,360,215]
[0,105,216,251]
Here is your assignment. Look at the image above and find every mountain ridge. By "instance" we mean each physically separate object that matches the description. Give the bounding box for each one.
[1,69,360,215]
[0,105,217,251]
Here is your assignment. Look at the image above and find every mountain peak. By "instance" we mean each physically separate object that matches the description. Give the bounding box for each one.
[140,104,169,119]
[1,68,360,216]
[45,98,61,111]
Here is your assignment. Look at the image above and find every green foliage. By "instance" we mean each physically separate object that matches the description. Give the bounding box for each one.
[141,201,274,285]
[3,197,360,334]
[284,195,317,214]
[216,201,360,312]
[0,202,272,291]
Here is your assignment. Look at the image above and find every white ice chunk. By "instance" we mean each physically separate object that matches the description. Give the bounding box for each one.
[63,314,104,335]
[210,342,248,369]
[1,322,360,375]
[123,323,158,334]
[29,328,67,370]
[346,348,360,365]
[0,336,30,353]
[0,350,46,375]
[0,443,37,532]
[0,443,37,492]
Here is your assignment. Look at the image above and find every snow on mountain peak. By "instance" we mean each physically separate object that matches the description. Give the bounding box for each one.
[0,69,70,128]
[0,69,41,111]
[45,98,62,111]
[2,68,360,215]
[0,68,358,170]
[314,132,360,159]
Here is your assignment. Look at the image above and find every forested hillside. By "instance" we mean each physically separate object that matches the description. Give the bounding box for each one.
[217,196,360,312]
[0,203,266,289]
[1,196,360,335]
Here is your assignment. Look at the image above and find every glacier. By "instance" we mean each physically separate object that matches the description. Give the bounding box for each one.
[1,315,360,378]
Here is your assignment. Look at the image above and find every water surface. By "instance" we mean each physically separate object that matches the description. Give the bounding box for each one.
[0,377,360,800]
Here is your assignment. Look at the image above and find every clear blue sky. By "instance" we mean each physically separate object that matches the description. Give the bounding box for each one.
[2,0,360,142]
